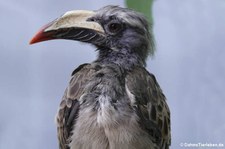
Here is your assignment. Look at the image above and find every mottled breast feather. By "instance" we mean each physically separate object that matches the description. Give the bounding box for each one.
[125,67,171,149]
[56,63,92,149]
[56,64,171,149]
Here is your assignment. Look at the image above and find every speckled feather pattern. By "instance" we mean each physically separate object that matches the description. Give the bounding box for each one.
[51,5,171,149]
[56,63,170,149]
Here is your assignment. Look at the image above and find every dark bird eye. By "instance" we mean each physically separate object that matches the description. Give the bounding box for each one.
[107,22,122,34]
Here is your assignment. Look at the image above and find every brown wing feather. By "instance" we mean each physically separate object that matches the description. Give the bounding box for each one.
[56,63,93,149]
[126,67,171,149]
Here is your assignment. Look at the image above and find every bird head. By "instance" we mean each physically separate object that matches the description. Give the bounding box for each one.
[30,5,154,66]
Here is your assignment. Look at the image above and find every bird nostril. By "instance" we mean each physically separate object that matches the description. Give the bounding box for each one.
[87,17,95,22]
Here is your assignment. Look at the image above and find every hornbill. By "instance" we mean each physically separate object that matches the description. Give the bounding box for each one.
[30,5,171,149]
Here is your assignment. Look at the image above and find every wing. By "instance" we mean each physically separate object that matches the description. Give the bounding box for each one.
[56,63,93,149]
[126,67,171,149]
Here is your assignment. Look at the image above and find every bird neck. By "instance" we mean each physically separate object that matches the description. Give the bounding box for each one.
[96,47,145,70]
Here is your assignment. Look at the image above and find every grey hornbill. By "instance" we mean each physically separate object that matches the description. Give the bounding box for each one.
[30,5,171,149]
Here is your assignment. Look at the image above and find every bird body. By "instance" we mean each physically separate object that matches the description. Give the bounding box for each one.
[30,5,171,149]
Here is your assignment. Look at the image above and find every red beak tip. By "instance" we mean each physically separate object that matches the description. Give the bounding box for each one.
[29,22,55,45]
[29,39,36,45]
[29,31,54,45]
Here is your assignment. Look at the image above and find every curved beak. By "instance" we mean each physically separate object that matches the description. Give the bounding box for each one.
[30,10,105,45]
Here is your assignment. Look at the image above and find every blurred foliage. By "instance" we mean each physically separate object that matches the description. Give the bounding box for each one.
[126,0,154,24]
